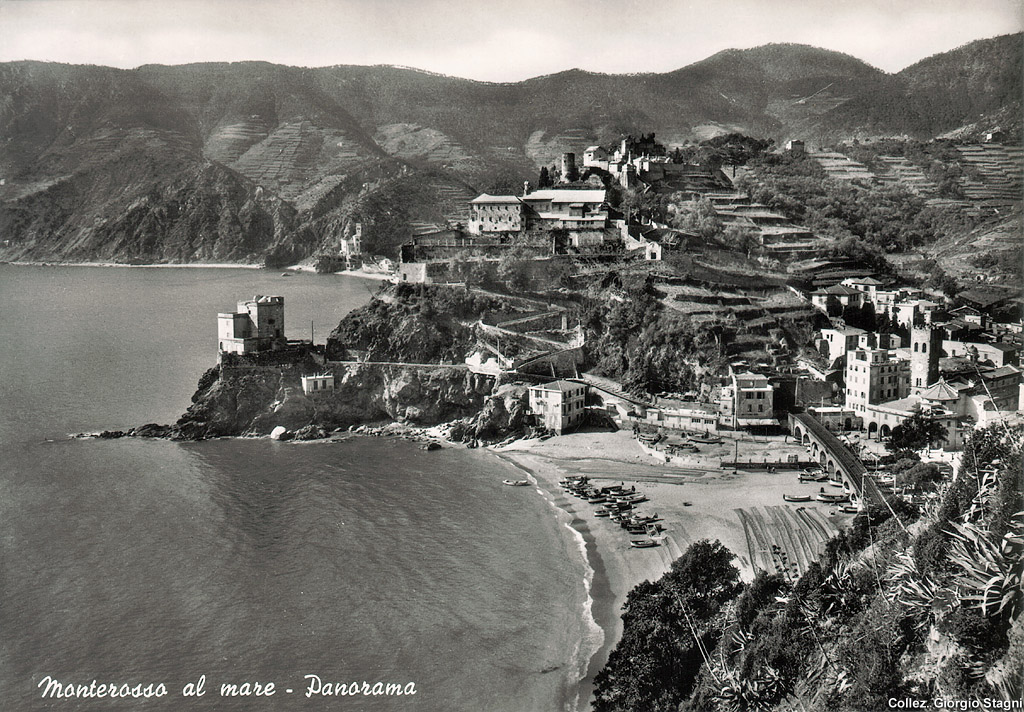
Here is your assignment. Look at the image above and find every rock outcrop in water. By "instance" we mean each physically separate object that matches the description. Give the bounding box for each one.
[116,284,536,442]
[165,360,498,440]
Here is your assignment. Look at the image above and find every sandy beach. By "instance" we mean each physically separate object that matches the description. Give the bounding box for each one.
[492,428,853,710]
[283,263,395,281]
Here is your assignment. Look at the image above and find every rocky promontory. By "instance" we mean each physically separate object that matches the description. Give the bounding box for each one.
[172,359,499,440]
[105,284,539,443]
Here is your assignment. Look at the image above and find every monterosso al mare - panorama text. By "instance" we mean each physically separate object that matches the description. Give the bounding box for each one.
[37,674,418,699]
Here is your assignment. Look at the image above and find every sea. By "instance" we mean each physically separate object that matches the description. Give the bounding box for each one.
[0,264,599,712]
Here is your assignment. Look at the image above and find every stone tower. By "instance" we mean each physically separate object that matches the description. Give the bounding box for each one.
[910,324,940,394]
[561,153,578,182]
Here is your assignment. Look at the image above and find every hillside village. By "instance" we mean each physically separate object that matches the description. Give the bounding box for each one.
[209,129,1024,514]
[301,132,1015,450]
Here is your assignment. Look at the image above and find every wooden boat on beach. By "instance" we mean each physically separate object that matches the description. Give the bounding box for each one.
[783,494,812,502]
[503,479,529,487]
[799,469,828,482]
[816,492,849,503]
[840,505,860,513]
[630,539,660,548]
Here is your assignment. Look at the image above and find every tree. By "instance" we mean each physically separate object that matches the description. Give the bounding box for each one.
[486,174,524,196]
[538,166,553,188]
[496,249,531,292]
[887,412,948,452]
[722,224,758,256]
[857,301,878,331]
[669,197,722,240]
[929,269,961,300]
[593,540,741,712]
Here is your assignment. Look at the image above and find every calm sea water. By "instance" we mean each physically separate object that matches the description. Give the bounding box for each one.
[0,265,593,711]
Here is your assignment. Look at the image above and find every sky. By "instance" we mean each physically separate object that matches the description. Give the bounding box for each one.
[1,0,1021,82]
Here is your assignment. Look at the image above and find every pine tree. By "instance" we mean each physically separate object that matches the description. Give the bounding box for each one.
[538,166,552,188]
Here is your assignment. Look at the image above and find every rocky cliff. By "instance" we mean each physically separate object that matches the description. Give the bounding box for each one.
[164,360,499,439]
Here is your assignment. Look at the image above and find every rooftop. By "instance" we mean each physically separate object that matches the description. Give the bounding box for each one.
[470,194,522,205]
[981,365,1022,380]
[523,189,607,203]
[919,379,961,402]
[814,285,861,296]
[531,379,585,393]
[822,325,867,336]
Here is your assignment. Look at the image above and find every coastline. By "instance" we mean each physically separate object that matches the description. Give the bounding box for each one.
[490,428,851,711]
[3,260,395,282]
[4,260,263,269]
[490,436,677,712]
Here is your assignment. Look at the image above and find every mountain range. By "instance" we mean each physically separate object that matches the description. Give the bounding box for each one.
[0,33,1019,263]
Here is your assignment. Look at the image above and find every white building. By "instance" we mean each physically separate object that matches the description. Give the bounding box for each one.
[467,194,524,234]
[218,295,285,355]
[844,348,910,415]
[520,189,608,230]
[720,372,775,429]
[528,380,587,434]
[819,326,867,366]
[301,373,335,395]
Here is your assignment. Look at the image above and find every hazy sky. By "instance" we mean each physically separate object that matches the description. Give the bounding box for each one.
[1,0,1021,81]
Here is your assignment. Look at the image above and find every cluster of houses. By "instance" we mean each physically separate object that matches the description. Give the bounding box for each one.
[396,134,831,284]
[234,131,1022,453]
[215,287,1021,455]
[521,270,1022,449]
[808,276,1022,449]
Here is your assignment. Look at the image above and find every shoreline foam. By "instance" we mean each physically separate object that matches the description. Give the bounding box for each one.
[491,428,851,710]
[493,451,606,712]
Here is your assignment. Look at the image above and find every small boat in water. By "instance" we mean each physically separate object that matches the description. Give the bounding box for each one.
[783,494,812,502]
[503,479,529,487]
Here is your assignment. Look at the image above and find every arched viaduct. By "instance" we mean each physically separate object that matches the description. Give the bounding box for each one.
[789,412,873,506]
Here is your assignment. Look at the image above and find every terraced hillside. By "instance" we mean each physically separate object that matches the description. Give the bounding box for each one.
[231,121,376,203]
[808,151,874,182]
[954,143,1022,209]
[928,211,1023,288]
[0,34,1019,264]
[872,155,938,194]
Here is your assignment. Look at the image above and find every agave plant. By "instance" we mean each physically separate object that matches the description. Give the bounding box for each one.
[713,664,786,711]
[963,466,1001,524]
[819,558,869,616]
[945,513,1024,620]
[886,551,946,629]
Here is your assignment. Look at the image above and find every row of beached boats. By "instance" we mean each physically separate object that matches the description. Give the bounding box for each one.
[559,476,664,548]
[782,468,858,513]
